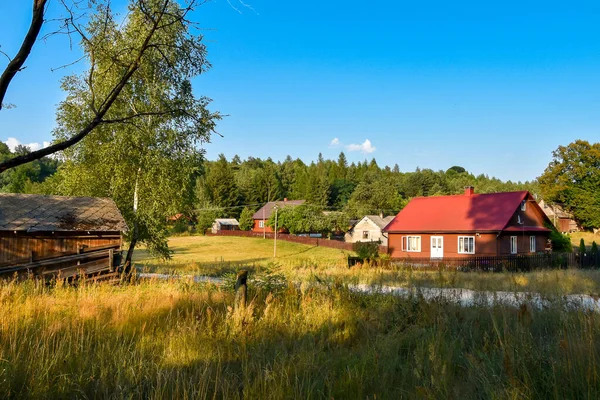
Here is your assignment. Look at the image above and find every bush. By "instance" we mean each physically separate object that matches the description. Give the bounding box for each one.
[352,241,380,261]
[170,218,189,234]
[546,223,572,252]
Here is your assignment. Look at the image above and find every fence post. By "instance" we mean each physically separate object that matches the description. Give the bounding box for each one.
[234,270,248,309]
[108,249,114,272]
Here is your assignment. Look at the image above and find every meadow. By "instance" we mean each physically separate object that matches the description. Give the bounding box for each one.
[3,234,600,398]
[134,235,600,296]
[1,278,600,399]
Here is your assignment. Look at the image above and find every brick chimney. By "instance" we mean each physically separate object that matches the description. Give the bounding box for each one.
[464,186,474,196]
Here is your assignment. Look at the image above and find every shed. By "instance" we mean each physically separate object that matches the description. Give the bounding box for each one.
[211,218,240,234]
[0,193,127,267]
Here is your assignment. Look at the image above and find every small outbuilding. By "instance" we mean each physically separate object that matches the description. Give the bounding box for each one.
[211,218,240,234]
[0,193,127,267]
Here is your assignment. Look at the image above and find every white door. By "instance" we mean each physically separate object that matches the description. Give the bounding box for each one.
[431,236,443,258]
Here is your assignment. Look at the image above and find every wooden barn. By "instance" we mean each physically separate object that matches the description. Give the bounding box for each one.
[0,193,127,278]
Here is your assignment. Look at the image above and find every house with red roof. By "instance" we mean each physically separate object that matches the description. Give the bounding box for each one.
[252,199,305,233]
[383,187,552,258]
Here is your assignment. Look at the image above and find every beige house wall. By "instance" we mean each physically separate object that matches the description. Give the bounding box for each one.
[345,217,389,246]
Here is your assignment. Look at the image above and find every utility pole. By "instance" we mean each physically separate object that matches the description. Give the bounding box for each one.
[273,205,278,258]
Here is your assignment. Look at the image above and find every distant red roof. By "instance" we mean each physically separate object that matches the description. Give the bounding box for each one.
[384,191,550,233]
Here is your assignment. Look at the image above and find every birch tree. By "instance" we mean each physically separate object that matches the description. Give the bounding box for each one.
[51,0,220,270]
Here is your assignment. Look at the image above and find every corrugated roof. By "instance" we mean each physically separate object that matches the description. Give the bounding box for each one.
[252,200,305,220]
[214,218,239,226]
[364,215,395,229]
[0,193,128,232]
[384,191,549,233]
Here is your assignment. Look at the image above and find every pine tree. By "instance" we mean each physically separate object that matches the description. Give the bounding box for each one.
[579,238,586,254]
[206,154,240,217]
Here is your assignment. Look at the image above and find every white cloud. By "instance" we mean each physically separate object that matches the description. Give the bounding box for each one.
[3,137,50,152]
[329,137,376,154]
[346,139,376,154]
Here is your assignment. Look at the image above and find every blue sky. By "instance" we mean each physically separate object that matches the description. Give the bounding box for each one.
[1,0,600,182]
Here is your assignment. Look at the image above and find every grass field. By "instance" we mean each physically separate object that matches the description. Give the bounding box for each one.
[134,236,600,296]
[1,279,600,398]
[570,231,600,248]
[133,235,352,273]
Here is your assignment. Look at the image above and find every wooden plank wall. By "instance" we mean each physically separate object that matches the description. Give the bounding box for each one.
[0,233,121,266]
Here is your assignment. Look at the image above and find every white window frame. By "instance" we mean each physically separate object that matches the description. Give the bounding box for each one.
[510,236,518,254]
[362,231,370,240]
[457,236,475,254]
[401,236,421,252]
[258,220,264,228]
[530,236,536,253]
[521,200,527,211]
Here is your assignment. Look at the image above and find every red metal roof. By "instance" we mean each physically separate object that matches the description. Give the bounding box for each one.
[384,191,549,233]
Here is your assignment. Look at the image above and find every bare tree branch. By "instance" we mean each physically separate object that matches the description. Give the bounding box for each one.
[0,0,171,173]
[0,0,48,110]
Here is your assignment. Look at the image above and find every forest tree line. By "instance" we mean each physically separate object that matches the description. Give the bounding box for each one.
[194,152,538,227]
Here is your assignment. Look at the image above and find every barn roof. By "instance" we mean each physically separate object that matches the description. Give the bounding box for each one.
[252,200,305,220]
[0,193,127,232]
[384,190,550,233]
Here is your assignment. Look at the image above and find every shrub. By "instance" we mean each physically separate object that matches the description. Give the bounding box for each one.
[171,218,189,234]
[352,241,380,261]
[546,223,572,252]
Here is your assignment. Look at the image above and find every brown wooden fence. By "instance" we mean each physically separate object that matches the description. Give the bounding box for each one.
[0,244,123,281]
[207,230,388,253]
[382,252,599,272]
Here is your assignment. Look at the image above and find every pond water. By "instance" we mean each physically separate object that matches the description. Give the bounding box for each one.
[137,271,600,312]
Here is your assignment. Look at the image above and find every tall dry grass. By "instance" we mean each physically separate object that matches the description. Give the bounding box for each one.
[1,277,600,398]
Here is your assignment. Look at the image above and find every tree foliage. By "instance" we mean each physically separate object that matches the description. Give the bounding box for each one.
[49,0,218,261]
[0,0,214,173]
[268,205,349,235]
[238,207,255,231]
[539,140,600,229]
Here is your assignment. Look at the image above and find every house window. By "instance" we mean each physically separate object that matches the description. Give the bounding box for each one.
[521,200,527,211]
[530,236,536,253]
[362,231,370,240]
[510,236,518,254]
[258,220,264,228]
[458,236,475,254]
[401,236,421,252]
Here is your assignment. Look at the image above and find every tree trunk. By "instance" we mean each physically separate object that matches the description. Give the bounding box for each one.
[122,167,141,275]
[122,225,138,274]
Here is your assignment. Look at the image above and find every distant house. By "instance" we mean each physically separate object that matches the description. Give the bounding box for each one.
[211,218,240,234]
[345,215,394,246]
[0,193,127,267]
[252,199,305,233]
[538,199,581,233]
[383,187,552,258]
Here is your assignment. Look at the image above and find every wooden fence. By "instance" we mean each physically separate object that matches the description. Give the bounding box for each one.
[207,230,388,253]
[0,244,123,282]
[382,252,600,272]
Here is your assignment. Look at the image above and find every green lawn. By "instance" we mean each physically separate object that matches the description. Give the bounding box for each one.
[133,235,352,274]
[570,231,600,248]
[133,235,600,296]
